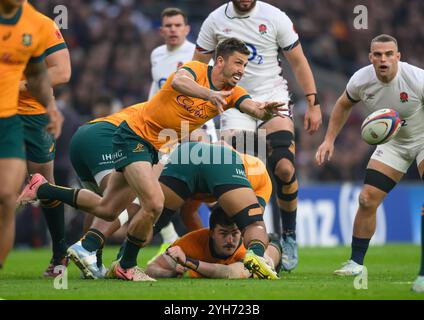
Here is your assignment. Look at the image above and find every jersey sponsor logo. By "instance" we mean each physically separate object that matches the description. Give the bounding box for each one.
[22,33,32,46]
[176,95,209,119]
[0,53,25,65]
[258,24,267,35]
[245,43,263,65]
[400,92,408,103]
[2,32,12,41]
[133,143,144,153]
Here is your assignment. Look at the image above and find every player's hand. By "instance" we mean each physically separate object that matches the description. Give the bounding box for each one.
[315,140,334,166]
[166,246,186,266]
[207,90,233,114]
[175,264,187,277]
[257,101,287,121]
[304,105,322,135]
[46,103,64,139]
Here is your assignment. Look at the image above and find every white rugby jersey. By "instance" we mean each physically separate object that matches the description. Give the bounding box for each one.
[148,40,196,99]
[196,1,299,96]
[346,61,424,145]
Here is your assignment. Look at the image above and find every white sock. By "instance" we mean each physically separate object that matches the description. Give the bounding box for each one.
[117,198,140,227]
[160,223,179,243]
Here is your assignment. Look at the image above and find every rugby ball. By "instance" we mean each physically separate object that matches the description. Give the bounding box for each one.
[361,109,401,145]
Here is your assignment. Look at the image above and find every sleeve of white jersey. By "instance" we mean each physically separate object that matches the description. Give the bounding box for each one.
[148,51,158,99]
[345,73,362,103]
[196,14,218,52]
[276,11,299,50]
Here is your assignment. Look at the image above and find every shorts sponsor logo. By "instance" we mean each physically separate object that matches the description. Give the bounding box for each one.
[49,143,55,153]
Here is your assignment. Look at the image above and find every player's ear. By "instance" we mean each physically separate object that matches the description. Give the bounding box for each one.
[368,52,373,63]
[397,52,401,60]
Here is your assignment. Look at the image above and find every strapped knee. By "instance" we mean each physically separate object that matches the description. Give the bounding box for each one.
[232,203,263,231]
[266,131,295,173]
[364,169,396,193]
[276,173,298,202]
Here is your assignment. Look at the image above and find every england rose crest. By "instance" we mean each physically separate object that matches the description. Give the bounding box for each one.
[400,92,408,103]
[259,24,267,35]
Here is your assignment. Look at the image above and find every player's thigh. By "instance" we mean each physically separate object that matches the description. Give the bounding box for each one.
[260,116,294,136]
[0,158,26,198]
[27,160,54,182]
[217,187,260,217]
[159,181,186,211]
[122,161,164,208]
[362,159,404,203]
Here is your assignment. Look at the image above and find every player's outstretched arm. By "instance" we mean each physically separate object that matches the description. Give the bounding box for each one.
[284,44,322,134]
[239,99,286,121]
[166,246,251,279]
[24,60,64,138]
[315,91,355,166]
[171,68,232,113]
[145,254,184,278]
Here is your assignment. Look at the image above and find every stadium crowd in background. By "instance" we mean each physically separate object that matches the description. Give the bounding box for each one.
[30,0,423,182]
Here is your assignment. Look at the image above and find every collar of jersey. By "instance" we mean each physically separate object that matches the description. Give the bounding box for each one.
[208,236,243,260]
[207,65,219,91]
[0,5,22,25]
[225,1,259,19]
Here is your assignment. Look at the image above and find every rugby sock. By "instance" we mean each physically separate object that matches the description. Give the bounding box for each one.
[153,207,176,235]
[281,209,297,240]
[37,183,80,208]
[40,200,67,261]
[120,234,145,269]
[350,236,370,265]
[160,223,179,243]
[419,206,424,276]
[81,228,105,252]
[248,240,266,257]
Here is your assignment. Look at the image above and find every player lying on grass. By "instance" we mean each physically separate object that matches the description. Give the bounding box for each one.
[18,38,285,281]
[145,205,282,279]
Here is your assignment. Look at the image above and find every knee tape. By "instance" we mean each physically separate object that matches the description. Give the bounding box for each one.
[232,203,264,231]
[276,173,298,201]
[266,131,295,173]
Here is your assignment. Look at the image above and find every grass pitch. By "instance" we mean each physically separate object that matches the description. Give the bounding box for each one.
[0,244,423,300]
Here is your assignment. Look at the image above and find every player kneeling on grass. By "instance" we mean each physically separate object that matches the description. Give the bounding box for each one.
[145,206,282,279]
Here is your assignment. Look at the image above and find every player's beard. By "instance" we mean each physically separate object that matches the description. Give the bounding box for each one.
[232,0,257,13]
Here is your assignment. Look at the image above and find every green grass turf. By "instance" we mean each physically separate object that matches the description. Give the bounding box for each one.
[0,244,423,300]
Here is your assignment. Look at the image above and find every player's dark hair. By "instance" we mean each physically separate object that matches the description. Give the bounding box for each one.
[371,34,398,50]
[215,38,250,61]
[209,206,236,229]
[161,7,188,25]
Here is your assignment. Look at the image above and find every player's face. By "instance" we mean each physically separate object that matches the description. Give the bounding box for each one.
[232,0,257,13]
[369,41,401,81]
[219,52,248,87]
[160,14,190,49]
[210,224,242,256]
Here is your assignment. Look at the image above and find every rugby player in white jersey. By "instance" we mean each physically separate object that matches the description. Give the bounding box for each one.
[193,0,322,271]
[316,34,424,292]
